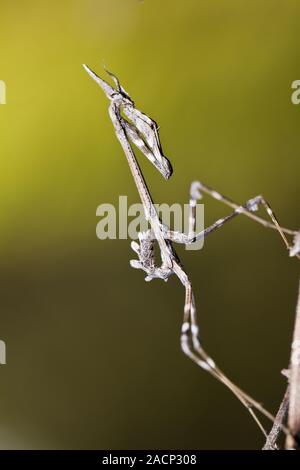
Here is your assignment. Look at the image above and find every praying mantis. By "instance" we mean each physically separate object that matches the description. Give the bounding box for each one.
[83,64,300,441]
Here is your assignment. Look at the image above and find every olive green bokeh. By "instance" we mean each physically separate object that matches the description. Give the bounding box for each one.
[0,0,299,449]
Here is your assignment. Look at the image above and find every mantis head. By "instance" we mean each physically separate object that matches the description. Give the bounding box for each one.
[83,64,173,180]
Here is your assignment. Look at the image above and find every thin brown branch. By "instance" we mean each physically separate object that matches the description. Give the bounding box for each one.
[286,276,300,449]
[263,387,289,450]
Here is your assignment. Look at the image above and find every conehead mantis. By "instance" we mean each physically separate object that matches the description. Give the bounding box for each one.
[84,64,300,441]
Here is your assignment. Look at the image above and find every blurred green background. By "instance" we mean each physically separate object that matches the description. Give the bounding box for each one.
[0,0,299,450]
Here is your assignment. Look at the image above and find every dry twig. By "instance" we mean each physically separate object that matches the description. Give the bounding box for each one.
[263,387,289,450]
[286,277,300,449]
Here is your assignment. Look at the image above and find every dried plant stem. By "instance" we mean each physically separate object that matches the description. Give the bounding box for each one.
[286,277,300,449]
[264,276,300,450]
[263,387,289,450]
